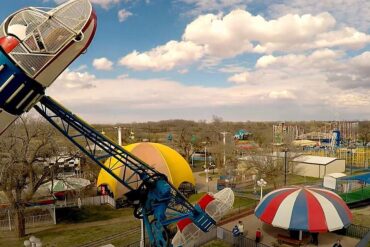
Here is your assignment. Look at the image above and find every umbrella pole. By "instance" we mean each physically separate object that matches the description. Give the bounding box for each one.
[299,230,302,240]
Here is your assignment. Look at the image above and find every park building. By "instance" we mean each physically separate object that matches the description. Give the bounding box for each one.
[292,155,346,178]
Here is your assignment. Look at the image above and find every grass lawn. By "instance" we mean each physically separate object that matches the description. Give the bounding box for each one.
[189,192,257,211]
[233,196,257,209]
[0,206,140,247]
[286,174,322,186]
[202,239,231,246]
[198,171,219,179]
[0,193,257,247]
[236,174,322,194]
[339,186,370,204]
[352,213,370,228]
[351,206,370,228]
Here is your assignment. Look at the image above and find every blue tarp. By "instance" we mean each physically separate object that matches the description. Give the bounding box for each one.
[339,173,370,184]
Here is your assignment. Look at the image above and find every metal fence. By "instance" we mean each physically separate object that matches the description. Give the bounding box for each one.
[336,224,370,239]
[55,195,116,208]
[0,213,54,231]
[81,195,116,208]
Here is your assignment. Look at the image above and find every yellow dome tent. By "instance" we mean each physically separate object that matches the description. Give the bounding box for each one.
[97,142,195,199]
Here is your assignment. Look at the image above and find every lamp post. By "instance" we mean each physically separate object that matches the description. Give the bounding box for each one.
[283,148,288,186]
[114,126,122,146]
[204,144,207,171]
[205,168,210,192]
[257,178,267,201]
[220,131,228,168]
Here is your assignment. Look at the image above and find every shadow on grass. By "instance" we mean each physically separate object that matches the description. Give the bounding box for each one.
[56,205,132,223]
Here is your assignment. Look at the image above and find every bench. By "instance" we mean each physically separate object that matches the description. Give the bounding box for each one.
[277,234,306,246]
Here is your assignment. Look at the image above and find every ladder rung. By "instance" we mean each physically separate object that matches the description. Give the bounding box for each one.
[0,74,15,93]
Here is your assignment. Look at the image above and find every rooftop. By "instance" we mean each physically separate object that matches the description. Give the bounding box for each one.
[293,155,339,165]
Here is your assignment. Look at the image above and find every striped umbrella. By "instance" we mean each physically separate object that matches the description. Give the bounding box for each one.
[254,186,352,232]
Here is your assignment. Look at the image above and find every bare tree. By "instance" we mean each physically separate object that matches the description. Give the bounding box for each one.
[246,150,284,189]
[175,127,197,161]
[0,117,59,237]
[359,121,370,146]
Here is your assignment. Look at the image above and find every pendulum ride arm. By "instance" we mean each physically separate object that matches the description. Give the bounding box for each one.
[34,96,216,247]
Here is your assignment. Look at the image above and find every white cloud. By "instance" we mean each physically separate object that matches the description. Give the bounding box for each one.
[227,72,250,84]
[314,27,370,49]
[93,57,114,71]
[268,90,296,99]
[119,41,205,71]
[183,10,340,56]
[56,68,96,89]
[47,71,370,122]
[256,49,342,69]
[53,0,121,9]
[120,9,370,71]
[256,55,277,68]
[218,64,246,73]
[117,73,129,79]
[268,0,370,32]
[118,9,133,22]
[90,0,121,9]
[178,0,249,16]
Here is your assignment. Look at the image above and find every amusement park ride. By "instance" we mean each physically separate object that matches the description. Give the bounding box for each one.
[0,0,233,246]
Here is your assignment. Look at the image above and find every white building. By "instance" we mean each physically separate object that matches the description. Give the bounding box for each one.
[292,155,345,178]
[323,173,347,190]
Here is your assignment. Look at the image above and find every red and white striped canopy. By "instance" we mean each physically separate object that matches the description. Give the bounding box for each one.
[254,186,352,232]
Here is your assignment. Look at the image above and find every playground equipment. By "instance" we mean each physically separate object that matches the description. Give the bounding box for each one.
[305,147,370,169]
[0,1,233,246]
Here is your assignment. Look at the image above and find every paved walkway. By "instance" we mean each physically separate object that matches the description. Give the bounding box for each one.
[222,214,360,247]
[193,171,218,193]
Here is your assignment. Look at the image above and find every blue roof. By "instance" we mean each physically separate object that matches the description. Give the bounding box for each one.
[339,173,370,184]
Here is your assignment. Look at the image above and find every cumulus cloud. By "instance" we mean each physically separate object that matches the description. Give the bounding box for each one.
[56,68,96,89]
[119,41,205,71]
[53,0,121,9]
[256,55,277,68]
[178,0,249,16]
[268,90,296,99]
[228,72,250,84]
[118,9,133,22]
[218,64,246,74]
[47,71,370,122]
[183,10,370,55]
[268,0,370,32]
[93,57,114,71]
[121,9,370,72]
[256,49,342,69]
[254,49,370,90]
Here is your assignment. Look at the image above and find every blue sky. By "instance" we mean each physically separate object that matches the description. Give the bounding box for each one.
[1,0,370,123]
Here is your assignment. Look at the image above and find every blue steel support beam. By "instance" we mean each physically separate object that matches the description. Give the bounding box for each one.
[34,95,216,246]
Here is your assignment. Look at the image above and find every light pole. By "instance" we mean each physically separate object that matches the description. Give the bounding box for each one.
[257,178,267,201]
[204,144,207,171]
[220,131,228,168]
[283,148,288,186]
[205,168,210,192]
[114,126,122,146]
